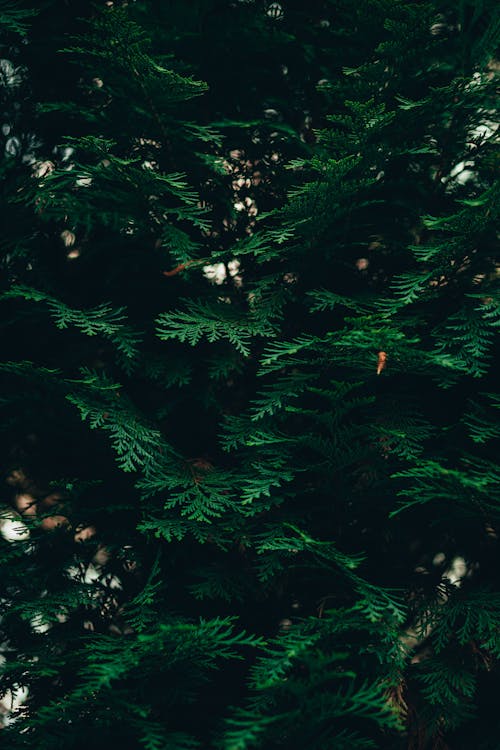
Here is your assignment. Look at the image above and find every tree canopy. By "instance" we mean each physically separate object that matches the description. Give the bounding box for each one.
[0,2,499,748]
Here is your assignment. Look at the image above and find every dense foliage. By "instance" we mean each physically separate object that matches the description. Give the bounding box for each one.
[0,1,499,748]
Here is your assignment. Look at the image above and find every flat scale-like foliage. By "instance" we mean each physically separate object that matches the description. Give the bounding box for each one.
[0,2,499,749]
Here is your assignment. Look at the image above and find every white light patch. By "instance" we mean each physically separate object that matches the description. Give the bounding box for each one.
[0,685,29,727]
[443,556,467,587]
[75,176,92,187]
[0,512,30,542]
[30,614,51,635]
[203,263,227,284]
